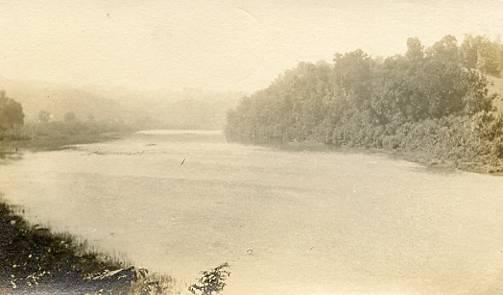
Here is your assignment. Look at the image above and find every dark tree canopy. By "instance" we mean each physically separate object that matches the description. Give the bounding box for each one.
[225,35,503,164]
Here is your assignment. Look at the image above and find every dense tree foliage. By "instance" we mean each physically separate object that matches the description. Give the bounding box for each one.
[226,35,503,168]
[0,91,24,131]
[460,34,503,76]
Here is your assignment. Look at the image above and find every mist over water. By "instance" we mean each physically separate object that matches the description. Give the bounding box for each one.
[1,130,503,295]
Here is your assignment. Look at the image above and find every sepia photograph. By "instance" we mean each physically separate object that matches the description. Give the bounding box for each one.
[1,1,503,294]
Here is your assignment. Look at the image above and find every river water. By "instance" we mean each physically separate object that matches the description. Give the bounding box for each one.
[1,130,503,295]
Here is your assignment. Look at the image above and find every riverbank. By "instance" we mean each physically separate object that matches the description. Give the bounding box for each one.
[0,120,136,155]
[275,140,503,176]
[0,199,128,293]
[0,199,176,294]
[0,132,127,156]
[0,125,180,294]
[391,148,503,176]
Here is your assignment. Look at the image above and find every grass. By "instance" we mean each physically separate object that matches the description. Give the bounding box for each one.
[0,199,125,293]
[0,120,134,154]
[0,199,179,294]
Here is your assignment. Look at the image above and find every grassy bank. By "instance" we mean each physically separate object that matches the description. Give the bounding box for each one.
[0,120,135,155]
[0,199,177,294]
[0,199,127,293]
[0,122,180,294]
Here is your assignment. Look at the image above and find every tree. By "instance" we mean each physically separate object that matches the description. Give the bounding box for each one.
[460,34,480,69]
[427,35,459,63]
[0,90,24,131]
[333,49,374,104]
[460,35,501,76]
[225,35,496,147]
[476,40,500,76]
[406,37,424,62]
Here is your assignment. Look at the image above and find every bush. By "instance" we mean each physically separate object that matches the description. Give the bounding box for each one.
[188,263,231,295]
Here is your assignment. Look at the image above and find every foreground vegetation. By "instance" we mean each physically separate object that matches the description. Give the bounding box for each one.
[0,199,181,294]
[0,198,231,294]
[226,35,503,174]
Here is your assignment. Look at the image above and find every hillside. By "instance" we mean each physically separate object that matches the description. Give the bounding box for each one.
[141,97,238,130]
[88,86,241,130]
[0,80,124,122]
[0,80,240,130]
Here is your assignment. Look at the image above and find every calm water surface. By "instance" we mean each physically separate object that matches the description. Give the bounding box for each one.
[1,130,503,295]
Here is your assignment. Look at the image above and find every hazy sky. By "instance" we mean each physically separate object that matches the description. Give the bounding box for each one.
[0,0,502,93]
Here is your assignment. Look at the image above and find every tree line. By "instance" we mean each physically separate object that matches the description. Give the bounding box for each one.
[225,35,503,169]
[0,90,132,145]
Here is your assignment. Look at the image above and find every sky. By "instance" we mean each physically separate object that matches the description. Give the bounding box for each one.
[0,0,502,93]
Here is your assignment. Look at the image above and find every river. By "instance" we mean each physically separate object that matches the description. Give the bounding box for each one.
[1,130,503,295]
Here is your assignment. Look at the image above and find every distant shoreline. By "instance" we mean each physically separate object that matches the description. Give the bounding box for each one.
[0,130,131,154]
[266,141,503,177]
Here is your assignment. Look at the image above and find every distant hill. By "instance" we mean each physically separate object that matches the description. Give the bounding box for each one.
[0,80,124,122]
[0,79,241,130]
[85,85,241,130]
